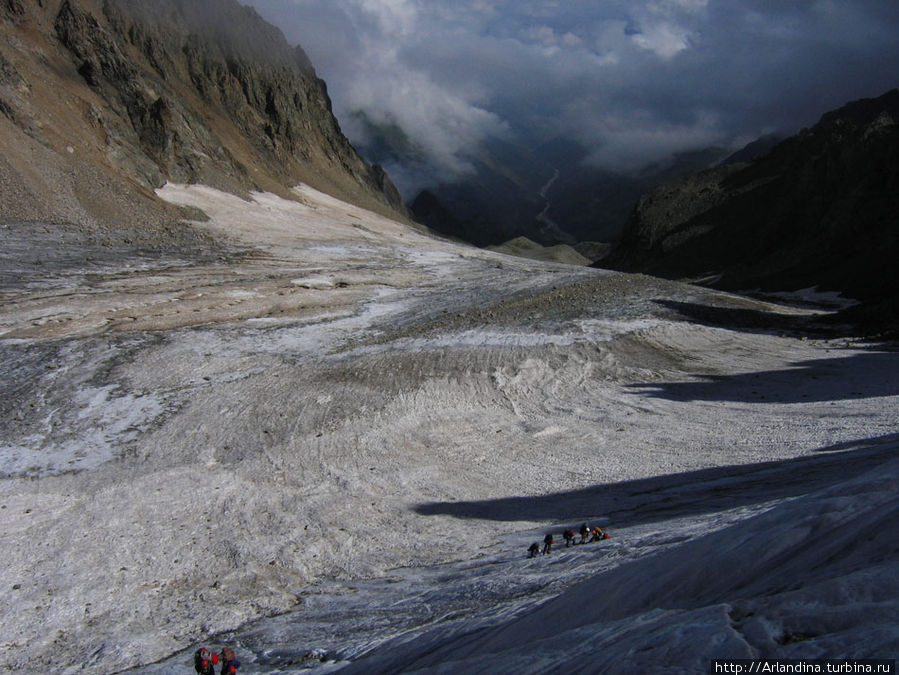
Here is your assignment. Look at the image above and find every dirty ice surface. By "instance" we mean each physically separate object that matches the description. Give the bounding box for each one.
[1,184,897,674]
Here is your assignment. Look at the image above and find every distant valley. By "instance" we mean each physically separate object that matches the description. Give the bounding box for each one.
[360,88,898,337]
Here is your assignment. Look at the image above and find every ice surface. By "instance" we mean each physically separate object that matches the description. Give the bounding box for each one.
[1,183,896,674]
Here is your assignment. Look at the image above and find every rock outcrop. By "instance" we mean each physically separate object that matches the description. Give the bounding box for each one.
[0,0,408,235]
[604,89,899,333]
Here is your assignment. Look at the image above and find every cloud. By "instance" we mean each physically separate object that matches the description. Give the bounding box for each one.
[521,25,582,49]
[248,0,509,189]
[243,0,899,193]
[581,111,727,172]
[626,0,706,58]
[343,62,510,177]
[629,22,690,58]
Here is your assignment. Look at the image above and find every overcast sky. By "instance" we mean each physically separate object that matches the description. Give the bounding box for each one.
[243,0,899,194]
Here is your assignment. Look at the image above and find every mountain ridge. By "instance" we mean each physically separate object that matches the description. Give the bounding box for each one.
[0,0,408,238]
[604,88,899,334]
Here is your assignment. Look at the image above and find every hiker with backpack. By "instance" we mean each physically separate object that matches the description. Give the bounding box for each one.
[578,523,589,544]
[193,647,218,675]
[562,528,575,547]
[219,646,240,674]
[542,532,554,555]
[528,542,540,558]
[589,525,608,542]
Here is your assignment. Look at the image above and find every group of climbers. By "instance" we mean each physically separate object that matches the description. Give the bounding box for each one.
[188,528,607,669]
[194,646,240,674]
[528,523,609,557]
[185,528,606,671]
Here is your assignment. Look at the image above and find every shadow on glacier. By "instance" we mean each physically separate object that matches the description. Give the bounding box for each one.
[413,434,899,524]
[654,298,841,336]
[626,349,899,404]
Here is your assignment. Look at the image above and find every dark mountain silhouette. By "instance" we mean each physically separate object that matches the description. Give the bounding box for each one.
[604,89,899,335]
[409,189,469,243]
[547,146,732,245]
[408,135,554,248]
[719,133,784,165]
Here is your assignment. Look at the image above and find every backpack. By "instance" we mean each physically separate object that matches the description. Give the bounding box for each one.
[194,648,216,674]
[220,647,240,672]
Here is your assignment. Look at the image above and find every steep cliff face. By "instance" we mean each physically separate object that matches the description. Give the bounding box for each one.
[605,89,899,331]
[0,0,408,234]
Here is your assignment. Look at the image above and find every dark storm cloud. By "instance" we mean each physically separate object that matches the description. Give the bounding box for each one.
[243,0,899,191]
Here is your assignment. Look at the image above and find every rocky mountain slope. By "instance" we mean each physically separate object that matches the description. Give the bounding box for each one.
[0,0,407,238]
[604,89,899,334]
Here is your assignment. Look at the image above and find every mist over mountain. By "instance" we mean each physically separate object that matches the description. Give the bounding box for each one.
[401,132,706,250]
[351,106,780,252]
[403,135,759,249]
